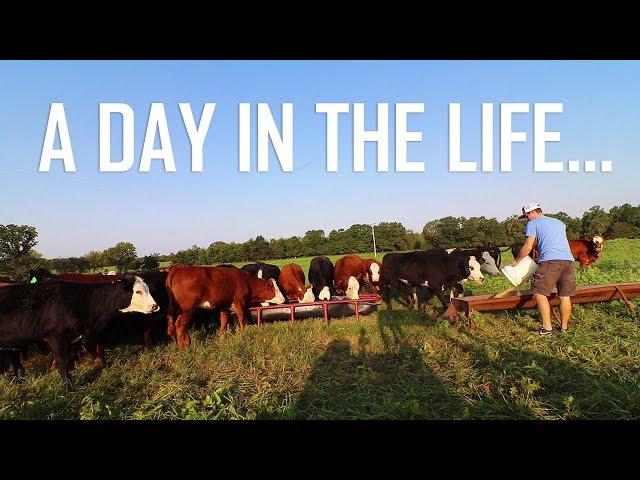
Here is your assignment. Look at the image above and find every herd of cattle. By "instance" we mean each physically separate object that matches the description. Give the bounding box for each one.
[0,236,605,383]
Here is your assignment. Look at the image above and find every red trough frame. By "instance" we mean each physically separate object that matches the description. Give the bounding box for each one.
[249,293,382,325]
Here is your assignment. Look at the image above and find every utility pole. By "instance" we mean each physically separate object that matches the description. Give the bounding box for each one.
[371,224,377,258]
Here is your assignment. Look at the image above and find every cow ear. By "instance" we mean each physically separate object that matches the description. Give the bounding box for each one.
[120,276,135,291]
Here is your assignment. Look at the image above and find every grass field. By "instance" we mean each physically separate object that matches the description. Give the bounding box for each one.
[2,239,639,420]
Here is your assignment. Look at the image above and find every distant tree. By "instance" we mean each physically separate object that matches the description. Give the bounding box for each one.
[581,206,612,237]
[85,251,103,273]
[501,216,525,245]
[607,221,640,239]
[374,222,411,252]
[0,224,39,280]
[301,230,327,256]
[608,203,640,230]
[140,254,160,270]
[102,242,138,273]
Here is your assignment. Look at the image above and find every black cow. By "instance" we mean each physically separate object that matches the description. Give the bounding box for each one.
[241,262,281,281]
[381,250,471,312]
[92,271,170,355]
[0,276,158,383]
[308,256,335,300]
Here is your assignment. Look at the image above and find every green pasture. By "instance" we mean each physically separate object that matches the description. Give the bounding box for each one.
[1,239,639,420]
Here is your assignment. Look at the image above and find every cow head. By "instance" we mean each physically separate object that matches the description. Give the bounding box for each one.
[318,286,331,301]
[299,284,315,303]
[479,251,501,276]
[369,262,380,283]
[260,279,286,306]
[592,236,604,253]
[457,257,471,281]
[345,276,360,300]
[467,256,484,283]
[118,276,159,314]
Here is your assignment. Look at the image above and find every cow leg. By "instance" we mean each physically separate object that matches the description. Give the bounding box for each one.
[83,338,106,367]
[430,285,450,310]
[143,324,153,351]
[233,302,247,330]
[167,314,177,341]
[218,310,230,335]
[382,281,393,310]
[48,336,72,384]
[175,310,194,350]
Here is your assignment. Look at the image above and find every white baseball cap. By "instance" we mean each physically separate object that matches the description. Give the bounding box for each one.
[519,202,541,218]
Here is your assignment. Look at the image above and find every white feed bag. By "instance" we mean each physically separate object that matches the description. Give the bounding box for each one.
[501,255,538,287]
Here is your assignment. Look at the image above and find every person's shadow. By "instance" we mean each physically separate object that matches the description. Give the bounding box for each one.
[287,312,464,419]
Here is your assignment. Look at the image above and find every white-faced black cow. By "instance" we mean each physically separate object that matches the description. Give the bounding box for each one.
[0,276,158,383]
[308,256,335,300]
[381,250,471,312]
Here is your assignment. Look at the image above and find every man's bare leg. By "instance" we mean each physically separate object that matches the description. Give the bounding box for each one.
[534,293,553,331]
[559,296,572,330]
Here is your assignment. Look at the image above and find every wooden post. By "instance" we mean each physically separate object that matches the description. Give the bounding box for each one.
[323,303,329,324]
[614,285,637,314]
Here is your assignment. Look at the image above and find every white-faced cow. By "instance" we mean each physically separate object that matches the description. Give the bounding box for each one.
[0,277,158,383]
[308,256,334,300]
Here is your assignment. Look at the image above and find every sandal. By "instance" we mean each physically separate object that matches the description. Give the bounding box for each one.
[538,328,553,336]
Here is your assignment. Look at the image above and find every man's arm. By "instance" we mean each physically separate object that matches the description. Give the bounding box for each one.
[512,235,536,265]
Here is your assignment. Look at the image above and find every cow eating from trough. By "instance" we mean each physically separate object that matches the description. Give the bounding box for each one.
[278,264,315,303]
[308,256,334,301]
[362,258,383,294]
[333,254,368,300]
[0,277,158,383]
[165,266,285,350]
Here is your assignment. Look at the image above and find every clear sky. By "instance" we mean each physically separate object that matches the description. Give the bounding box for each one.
[1,61,638,258]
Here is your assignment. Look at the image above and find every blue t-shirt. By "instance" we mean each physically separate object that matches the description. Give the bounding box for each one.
[525,216,574,262]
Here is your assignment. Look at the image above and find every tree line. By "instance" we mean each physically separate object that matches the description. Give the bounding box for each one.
[1,203,639,280]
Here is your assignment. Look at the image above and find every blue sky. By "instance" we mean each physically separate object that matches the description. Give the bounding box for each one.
[0,61,638,258]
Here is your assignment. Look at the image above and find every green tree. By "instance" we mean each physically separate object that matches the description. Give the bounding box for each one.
[301,230,327,256]
[102,242,138,273]
[581,206,612,237]
[85,251,103,273]
[0,224,39,280]
[141,254,160,270]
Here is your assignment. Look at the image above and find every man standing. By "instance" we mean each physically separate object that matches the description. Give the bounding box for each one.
[511,202,576,335]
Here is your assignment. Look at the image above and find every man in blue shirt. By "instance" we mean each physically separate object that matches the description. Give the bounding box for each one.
[511,202,576,335]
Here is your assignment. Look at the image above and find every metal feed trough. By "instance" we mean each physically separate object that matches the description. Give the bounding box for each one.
[442,282,640,323]
[248,293,382,325]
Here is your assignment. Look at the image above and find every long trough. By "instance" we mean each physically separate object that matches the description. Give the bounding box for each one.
[443,282,640,322]
[247,293,382,325]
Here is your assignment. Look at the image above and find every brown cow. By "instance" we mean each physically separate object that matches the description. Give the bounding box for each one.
[166,266,285,350]
[334,254,367,300]
[569,236,604,268]
[278,264,314,303]
[362,258,382,294]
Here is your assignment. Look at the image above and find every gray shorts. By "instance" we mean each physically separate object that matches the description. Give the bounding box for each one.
[531,260,576,297]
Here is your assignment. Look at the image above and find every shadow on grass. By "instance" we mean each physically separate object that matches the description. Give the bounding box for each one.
[287,312,464,419]
[442,332,640,419]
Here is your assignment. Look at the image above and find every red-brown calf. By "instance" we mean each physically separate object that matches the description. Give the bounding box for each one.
[278,264,314,303]
[166,266,284,350]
